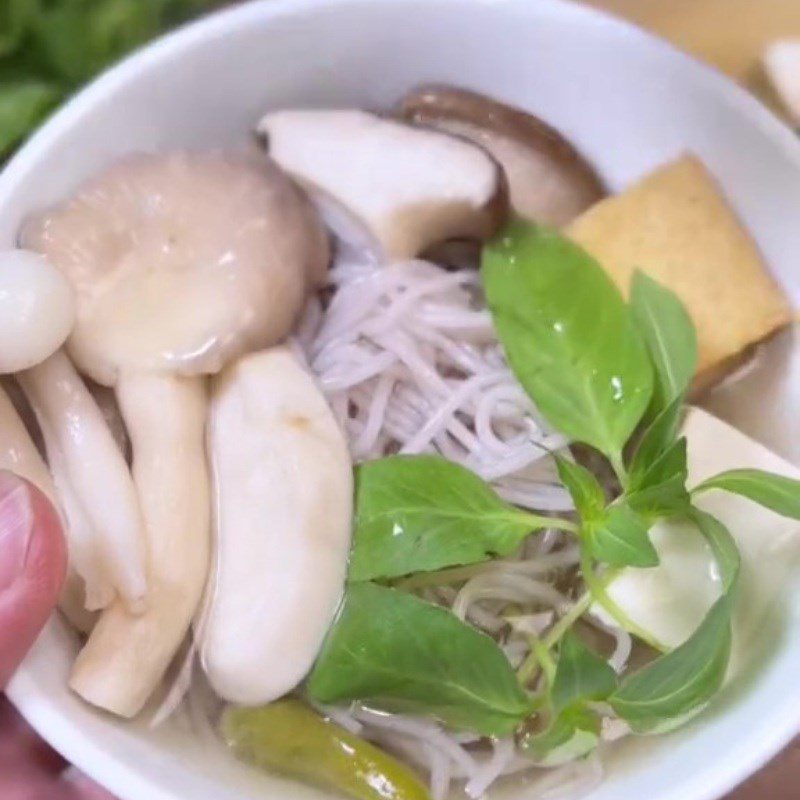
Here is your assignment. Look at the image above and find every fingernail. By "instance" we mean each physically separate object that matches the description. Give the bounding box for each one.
[0,472,33,593]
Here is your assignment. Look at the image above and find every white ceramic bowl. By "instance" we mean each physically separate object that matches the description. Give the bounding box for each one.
[3,1,800,799]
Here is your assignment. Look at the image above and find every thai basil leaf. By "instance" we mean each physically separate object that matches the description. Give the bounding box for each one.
[349,456,552,582]
[555,457,605,522]
[587,503,658,568]
[551,630,617,714]
[482,221,653,462]
[693,469,800,520]
[688,508,740,593]
[522,707,600,766]
[608,591,733,731]
[626,438,690,518]
[308,583,533,736]
[523,633,613,764]
[630,271,697,414]
[628,396,685,484]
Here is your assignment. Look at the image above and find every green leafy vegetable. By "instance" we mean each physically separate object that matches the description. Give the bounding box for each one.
[555,457,605,521]
[630,271,697,414]
[308,583,533,736]
[482,221,653,464]
[522,632,615,764]
[30,0,161,86]
[0,0,224,159]
[626,438,690,518]
[550,630,617,714]
[689,508,740,593]
[522,707,600,766]
[0,0,35,57]
[586,503,658,568]
[628,396,685,484]
[608,591,733,730]
[0,79,61,157]
[693,469,800,519]
[349,456,565,582]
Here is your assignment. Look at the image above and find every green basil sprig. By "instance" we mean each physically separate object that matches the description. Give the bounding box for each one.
[522,631,616,764]
[482,221,653,473]
[608,509,740,731]
[349,455,573,582]
[308,583,533,736]
[630,270,698,416]
[693,469,800,519]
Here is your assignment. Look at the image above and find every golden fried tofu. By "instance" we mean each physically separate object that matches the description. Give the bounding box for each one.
[567,155,793,389]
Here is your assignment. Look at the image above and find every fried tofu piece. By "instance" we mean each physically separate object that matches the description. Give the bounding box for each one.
[567,155,792,389]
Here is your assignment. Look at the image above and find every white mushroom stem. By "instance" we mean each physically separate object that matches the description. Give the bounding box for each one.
[0,384,57,504]
[201,347,353,705]
[0,384,96,631]
[70,373,210,718]
[42,437,114,612]
[19,350,147,611]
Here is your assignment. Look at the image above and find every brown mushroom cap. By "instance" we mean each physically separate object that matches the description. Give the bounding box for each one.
[400,85,606,227]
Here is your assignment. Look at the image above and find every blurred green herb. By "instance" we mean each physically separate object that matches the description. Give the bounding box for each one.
[0,0,225,159]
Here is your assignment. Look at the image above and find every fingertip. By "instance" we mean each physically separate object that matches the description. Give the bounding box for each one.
[0,471,67,687]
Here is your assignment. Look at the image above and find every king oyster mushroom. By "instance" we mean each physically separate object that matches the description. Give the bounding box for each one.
[400,85,606,227]
[258,109,508,260]
[23,151,330,717]
[202,346,352,705]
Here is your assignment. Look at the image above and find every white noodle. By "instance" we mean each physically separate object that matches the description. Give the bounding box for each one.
[298,255,572,513]
[430,748,453,800]
[584,612,634,674]
[311,701,365,736]
[465,737,517,799]
[352,707,480,777]
[453,572,572,621]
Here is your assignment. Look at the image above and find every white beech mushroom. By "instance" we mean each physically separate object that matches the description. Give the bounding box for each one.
[0,250,102,629]
[0,249,75,373]
[0,384,58,509]
[202,347,352,705]
[23,152,330,717]
[400,85,606,227]
[0,385,94,632]
[19,350,147,612]
[0,248,144,615]
[258,109,507,259]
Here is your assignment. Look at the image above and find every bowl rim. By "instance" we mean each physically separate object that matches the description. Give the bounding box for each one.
[4,1,800,799]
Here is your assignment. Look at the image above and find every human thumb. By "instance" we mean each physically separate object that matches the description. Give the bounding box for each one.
[0,471,66,687]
